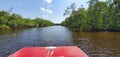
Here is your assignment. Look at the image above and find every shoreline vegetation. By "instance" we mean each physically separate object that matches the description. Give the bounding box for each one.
[0,11,54,30]
[61,0,120,32]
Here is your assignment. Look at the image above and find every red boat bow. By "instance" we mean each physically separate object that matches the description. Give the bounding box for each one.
[9,46,88,57]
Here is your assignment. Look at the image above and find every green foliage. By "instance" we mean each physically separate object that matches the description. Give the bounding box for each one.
[33,18,54,27]
[0,11,53,30]
[62,0,120,32]
[0,24,10,29]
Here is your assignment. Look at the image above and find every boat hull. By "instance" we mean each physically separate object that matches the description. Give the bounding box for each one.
[9,46,88,57]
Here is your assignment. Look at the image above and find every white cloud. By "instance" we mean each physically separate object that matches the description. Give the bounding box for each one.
[45,0,52,4]
[40,7,46,11]
[47,9,52,14]
[40,7,53,14]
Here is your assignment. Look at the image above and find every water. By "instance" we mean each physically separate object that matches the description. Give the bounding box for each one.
[0,26,120,57]
[72,31,120,57]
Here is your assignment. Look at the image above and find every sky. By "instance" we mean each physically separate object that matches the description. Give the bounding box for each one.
[0,0,104,23]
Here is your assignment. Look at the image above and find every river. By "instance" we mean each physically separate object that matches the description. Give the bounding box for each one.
[0,26,120,57]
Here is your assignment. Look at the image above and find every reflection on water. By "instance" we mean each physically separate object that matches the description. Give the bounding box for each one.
[0,26,73,57]
[0,26,120,57]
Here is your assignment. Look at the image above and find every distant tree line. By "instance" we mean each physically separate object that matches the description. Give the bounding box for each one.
[61,0,120,32]
[0,11,53,30]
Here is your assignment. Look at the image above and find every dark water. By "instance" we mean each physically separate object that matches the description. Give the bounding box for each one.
[0,26,120,57]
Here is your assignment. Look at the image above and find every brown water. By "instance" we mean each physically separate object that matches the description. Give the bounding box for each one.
[72,31,120,57]
[0,25,120,57]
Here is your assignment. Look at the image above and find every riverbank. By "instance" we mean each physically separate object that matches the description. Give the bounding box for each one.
[67,27,120,32]
[0,11,54,30]
[0,25,54,30]
[61,0,120,32]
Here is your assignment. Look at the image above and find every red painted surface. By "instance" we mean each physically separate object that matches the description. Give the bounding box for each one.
[9,46,88,57]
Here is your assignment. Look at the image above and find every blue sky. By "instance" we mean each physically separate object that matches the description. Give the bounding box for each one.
[0,0,100,23]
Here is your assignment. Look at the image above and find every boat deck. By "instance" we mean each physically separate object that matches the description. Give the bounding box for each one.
[9,46,88,57]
